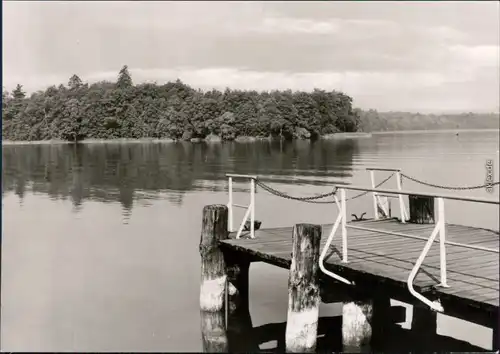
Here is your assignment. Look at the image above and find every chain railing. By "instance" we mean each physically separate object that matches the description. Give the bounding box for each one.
[226,169,500,312]
[400,173,500,191]
[226,169,500,239]
[255,180,338,203]
[255,172,395,204]
[319,184,499,312]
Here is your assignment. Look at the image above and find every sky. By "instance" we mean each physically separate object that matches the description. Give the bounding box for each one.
[2,1,499,113]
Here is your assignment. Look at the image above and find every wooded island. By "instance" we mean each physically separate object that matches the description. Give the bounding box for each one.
[3,65,498,142]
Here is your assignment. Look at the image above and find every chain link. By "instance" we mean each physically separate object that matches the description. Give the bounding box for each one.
[255,180,338,203]
[253,170,499,204]
[255,172,395,204]
[345,172,395,201]
[401,173,500,191]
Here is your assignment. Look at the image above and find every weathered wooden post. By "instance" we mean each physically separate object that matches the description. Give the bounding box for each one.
[342,293,405,352]
[200,310,228,353]
[200,204,229,311]
[342,298,373,352]
[285,223,321,353]
[408,195,435,224]
[199,204,229,352]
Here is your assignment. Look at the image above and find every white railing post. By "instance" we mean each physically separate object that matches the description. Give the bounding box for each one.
[370,170,378,220]
[250,178,255,239]
[396,171,407,223]
[227,174,257,239]
[407,223,444,312]
[437,197,449,287]
[340,188,348,263]
[318,195,352,285]
[228,177,233,232]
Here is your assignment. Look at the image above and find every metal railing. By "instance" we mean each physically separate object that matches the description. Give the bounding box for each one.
[367,167,409,222]
[319,184,500,312]
[226,174,257,239]
[226,168,403,238]
[318,190,352,286]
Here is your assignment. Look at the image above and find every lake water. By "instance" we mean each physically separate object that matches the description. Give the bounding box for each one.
[1,130,499,351]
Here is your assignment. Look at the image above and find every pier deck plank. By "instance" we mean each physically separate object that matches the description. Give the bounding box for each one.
[220,218,499,318]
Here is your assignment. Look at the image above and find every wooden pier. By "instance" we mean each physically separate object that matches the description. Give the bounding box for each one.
[199,170,499,352]
[222,219,499,317]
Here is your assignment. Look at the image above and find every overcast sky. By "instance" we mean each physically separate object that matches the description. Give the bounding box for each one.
[3,1,499,112]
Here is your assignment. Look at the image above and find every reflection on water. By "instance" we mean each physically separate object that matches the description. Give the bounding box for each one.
[2,139,359,214]
[205,315,487,352]
[1,130,499,352]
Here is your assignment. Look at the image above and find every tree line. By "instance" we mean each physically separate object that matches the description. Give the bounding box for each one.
[358,109,499,132]
[3,65,498,142]
[2,65,361,142]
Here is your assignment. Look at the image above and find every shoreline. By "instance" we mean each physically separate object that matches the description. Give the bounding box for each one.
[2,128,497,146]
[371,128,499,135]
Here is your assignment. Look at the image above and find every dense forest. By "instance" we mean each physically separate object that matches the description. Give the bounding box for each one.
[2,65,498,142]
[2,65,361,142]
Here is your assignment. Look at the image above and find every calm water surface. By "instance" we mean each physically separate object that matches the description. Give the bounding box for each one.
[2,130,499,351]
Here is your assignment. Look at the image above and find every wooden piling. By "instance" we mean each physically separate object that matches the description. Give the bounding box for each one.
[199,204,230,352]
[342,299,373,352]
[199,204,229,312]
[342,294,405,352]
[200,310,229,352]
[408,195,435,224]
[285,223,321,353]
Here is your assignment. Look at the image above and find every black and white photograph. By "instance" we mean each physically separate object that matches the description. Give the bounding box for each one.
[1,1,499,352]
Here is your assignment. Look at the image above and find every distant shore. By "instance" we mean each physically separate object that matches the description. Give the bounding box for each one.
[3,129,498,146]
[371,128,499,135]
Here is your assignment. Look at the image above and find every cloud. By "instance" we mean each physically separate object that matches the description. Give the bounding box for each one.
[0,67,452,92]
[2,1,498,113]
[252,16,403,35]
[6,65,498,113]
[254,17,341,34]
[428,26,467,43]
[448,45,499,68]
